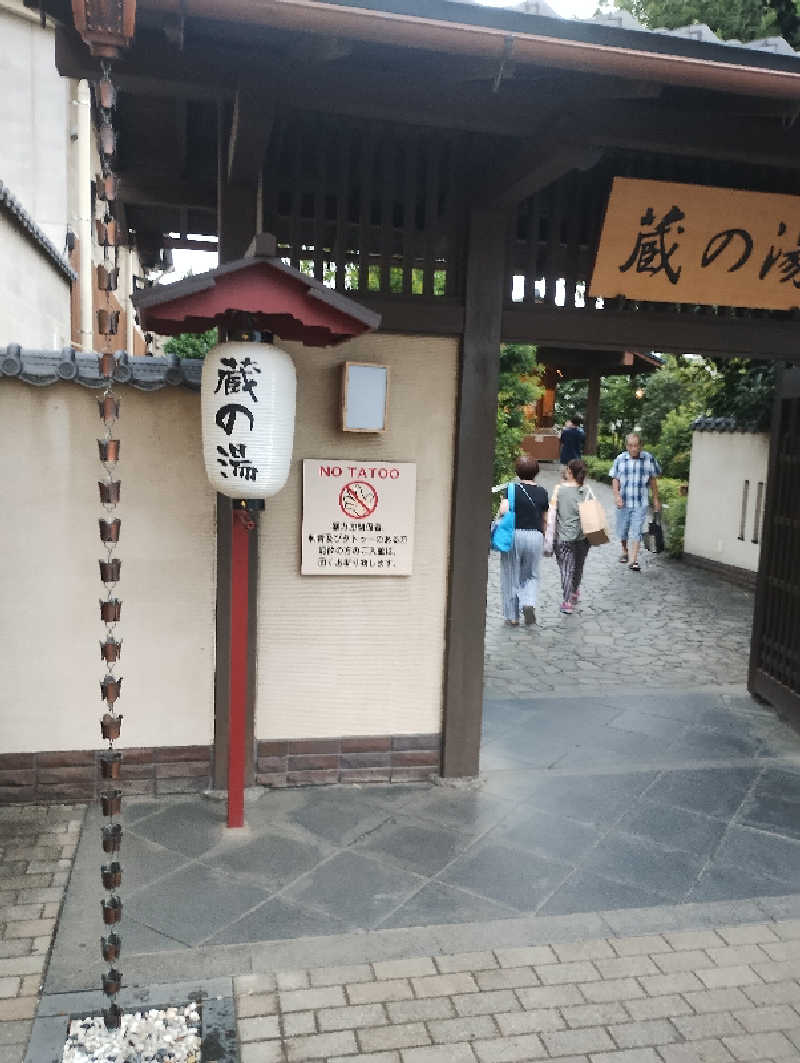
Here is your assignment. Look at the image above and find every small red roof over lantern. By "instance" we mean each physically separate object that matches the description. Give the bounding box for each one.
[132,234,381,347]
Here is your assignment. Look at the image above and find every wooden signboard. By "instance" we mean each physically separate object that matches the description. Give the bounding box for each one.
[590,177,800,311]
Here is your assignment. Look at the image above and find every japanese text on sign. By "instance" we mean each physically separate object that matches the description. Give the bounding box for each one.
[214,355,262,482]
[301,460,416,575]
[589,177,800,311]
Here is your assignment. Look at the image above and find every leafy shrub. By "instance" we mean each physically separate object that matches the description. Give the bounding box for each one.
[584,456,612,484]
[652,404,700,479]
[595,435,618,461]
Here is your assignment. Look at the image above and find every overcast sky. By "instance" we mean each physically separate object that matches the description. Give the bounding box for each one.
[475,0,601,21]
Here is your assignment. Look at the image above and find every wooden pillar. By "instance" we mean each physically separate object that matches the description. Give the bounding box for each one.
[585,373,601,456]
[213,498,257,791]
[441,209,508,778]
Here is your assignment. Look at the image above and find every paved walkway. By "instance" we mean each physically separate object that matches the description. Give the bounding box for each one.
[0,804,83,1063]
[228,916,800,1063]
[484,470,755,699]
[8,471,800,1061]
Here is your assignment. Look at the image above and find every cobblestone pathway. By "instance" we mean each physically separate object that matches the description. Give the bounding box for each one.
[0,804,84,1063]
[485,470,755,700]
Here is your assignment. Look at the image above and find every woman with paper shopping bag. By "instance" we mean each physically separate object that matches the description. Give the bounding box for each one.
[545,458,592,615]
[495,456,549,627]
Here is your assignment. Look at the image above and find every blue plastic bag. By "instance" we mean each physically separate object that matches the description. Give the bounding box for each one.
[490,483,515,552]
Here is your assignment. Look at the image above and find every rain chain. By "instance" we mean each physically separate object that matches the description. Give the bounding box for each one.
[95,62,124,1031]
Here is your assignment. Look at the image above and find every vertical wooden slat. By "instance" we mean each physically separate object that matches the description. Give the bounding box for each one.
[524,194,541,304]
[334,125,349,292]
[402,133,417,296]
[358,123,375,293]
[442,208,508,779]
[445,135,462,299]
[313,119,326,281]
[423,134,440,297]
[289,121,303,271]
[380,129,394,294]
[563,171,581,312]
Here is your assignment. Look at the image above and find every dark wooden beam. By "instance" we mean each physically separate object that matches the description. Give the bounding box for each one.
[502,305,800,361]
[485,139,604,208]
[442,209,508,779]
[355,295,465,335]
[118,175,216,213]
[575,101,800,170]
[55,24,236,99]
[227,77,276,184]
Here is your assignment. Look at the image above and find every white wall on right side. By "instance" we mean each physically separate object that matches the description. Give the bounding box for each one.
[684,431,770,572]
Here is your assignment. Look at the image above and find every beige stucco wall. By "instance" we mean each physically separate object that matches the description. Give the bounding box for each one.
[0,381,216,754]
[255,333,458,740]
[684,431,770,572]
[0,214,71,347]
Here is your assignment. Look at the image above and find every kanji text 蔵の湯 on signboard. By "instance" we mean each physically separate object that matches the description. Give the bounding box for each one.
[590,177,800,311]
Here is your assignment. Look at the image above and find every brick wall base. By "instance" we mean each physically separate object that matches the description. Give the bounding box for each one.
[256,734,441,787]
[0,746,212,804]
[0,734,441,803]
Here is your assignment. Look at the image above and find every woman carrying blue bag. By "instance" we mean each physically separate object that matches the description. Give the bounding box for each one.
[492,456,549,627]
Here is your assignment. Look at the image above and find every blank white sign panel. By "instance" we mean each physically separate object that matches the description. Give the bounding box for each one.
[343,364,388,431]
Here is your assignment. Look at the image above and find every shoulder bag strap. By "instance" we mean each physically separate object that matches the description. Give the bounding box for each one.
[508,482,515,512]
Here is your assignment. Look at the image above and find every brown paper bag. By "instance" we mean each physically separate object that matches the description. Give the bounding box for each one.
[578,493,610,546]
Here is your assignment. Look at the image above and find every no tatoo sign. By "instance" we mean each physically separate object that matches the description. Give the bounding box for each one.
[301,459,416,576]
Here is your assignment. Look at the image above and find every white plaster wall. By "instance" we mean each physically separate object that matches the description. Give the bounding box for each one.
[0,4,70,249]
[684,431,770,572]
[255,333,457,740]
[0,215,71,347]
[0,382,216,754]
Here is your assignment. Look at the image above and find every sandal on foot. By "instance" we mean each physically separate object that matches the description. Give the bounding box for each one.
[618,552,629,563]
[630,561,641,572]
[504,619,520,626]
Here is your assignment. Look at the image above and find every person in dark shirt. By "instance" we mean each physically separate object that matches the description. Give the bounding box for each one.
[560,414,585,465]
[495,455,549,626]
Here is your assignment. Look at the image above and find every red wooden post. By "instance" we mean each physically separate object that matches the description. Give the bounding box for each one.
[227,507,252,828]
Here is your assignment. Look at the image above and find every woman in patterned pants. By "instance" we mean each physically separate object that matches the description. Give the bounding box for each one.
[552,459,591,615]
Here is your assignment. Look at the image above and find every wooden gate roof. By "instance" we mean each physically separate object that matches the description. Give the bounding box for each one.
[35,0,800,358]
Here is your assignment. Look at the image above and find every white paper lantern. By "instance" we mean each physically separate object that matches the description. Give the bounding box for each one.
[201,340,296,499]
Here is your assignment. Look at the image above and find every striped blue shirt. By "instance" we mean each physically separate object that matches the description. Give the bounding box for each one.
[609,450,661,508]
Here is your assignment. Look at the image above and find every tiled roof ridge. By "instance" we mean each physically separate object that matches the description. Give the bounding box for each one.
[0,347,201,391]
[0,182,76,282]
[464,0,800,60]
[691,414,765,432]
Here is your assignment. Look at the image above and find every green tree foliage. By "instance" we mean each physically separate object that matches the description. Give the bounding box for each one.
[705,358,777,429]
[163,328,218,360]
[653,404,698,479]
[638,355,713,442]
[494,344,540,486]
[605,0,780,40]
[554,380,588,425]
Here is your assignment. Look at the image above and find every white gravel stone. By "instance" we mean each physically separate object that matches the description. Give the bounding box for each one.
[62,1002,201,1062]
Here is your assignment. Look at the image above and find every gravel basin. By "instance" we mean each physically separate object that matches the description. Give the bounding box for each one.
[61,1003,201,1063]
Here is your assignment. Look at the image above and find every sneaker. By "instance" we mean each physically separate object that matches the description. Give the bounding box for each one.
[560,601,573,614]
[523,606,536,626]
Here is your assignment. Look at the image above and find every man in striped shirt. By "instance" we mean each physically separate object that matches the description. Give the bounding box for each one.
[610,433,661,573]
